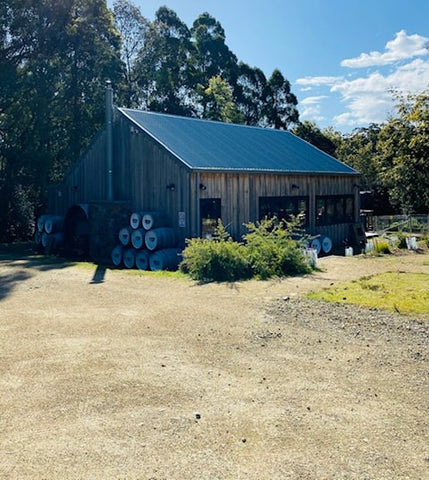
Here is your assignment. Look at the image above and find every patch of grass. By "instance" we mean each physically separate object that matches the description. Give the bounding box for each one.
[110,267,188,279]
[307,272,429,317]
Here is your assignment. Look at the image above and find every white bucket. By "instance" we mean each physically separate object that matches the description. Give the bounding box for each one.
[304,248,318,268]
[345,247,353,257]
[406,236,418,250]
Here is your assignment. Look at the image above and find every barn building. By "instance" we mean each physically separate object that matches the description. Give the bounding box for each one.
[48,87,361,262]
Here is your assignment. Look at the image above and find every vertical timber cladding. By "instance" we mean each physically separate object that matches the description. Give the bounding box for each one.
[198,173,250,240]
[69,129,107,205]
[199,172,359,245]
[121,116,191,246]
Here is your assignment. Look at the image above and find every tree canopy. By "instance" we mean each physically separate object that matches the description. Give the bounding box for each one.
[0,0,427,243]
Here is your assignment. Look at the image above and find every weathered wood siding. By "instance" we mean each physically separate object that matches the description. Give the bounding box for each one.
[113,115,191,246]
[47,129,108,214]
[197,172,359,247]
[49,112,359,250]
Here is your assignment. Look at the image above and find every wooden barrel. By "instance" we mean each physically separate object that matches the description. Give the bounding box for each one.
[44,215,64,234]
[145,227,176,251]
[123,248,136,269]
[310,237,321,255]
[135,250,150,270]
[34,230,42,246]
[130,211,144,230]
[149,248,182,271]
[41,232,64,251]
[131,228,146,249]
[37,214,50,233]
[118,226,132,246]
[111,244,124,266]
[321,235,332,254]
[142,212,169,231]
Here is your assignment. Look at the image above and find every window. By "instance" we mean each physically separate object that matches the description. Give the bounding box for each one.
[200,198,221,238]
[316,195,354,226]
[259,196,309,226]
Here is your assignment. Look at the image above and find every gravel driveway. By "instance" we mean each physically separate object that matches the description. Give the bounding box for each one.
[0,249,428,479]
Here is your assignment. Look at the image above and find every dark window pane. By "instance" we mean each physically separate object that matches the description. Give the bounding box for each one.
[259,196,309,226]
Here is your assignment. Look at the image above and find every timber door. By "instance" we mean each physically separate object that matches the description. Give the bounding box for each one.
[200,198,221,239]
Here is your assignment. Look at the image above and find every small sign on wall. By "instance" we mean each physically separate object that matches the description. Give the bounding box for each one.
[178,211,186,228]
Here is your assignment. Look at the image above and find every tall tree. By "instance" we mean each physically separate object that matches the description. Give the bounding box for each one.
[376,89,429,213]
[113,0,149,107]
[134,6,194,115]
[263,69,299,129]
[190,12,238,115]
[0,0,123,241]
[234,62,268,126]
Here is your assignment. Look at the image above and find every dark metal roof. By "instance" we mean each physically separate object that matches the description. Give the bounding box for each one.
[118,108,358,175]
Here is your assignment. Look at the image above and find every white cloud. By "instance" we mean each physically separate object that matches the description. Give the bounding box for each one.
[296,76,342,87]
[294,31,429,131]
[299,97,327,122]
[300,106,325,122]
[300,95,328,105]
[341,30,429,68]
[332,58,429,127]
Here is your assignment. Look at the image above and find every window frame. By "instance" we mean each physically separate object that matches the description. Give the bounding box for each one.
[316,195,355,226]
[259,195,309,226]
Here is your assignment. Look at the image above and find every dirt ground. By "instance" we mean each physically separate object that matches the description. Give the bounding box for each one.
[0,249,428,479]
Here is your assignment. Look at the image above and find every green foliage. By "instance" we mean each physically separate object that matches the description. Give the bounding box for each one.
[292,121,337,157]
[181,218,312,282]
[180,222,251,282]
[243,217,311,279]
[1,0,123,241]
[373,239,391,255]
[395,231,408,249]
[201,76,244,123]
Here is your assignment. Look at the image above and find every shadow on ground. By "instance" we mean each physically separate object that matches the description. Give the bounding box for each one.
[0,242,79,301]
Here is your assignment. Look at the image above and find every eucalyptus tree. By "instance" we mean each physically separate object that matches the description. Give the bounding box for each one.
[0,0,123,241]
[190,12,238,115]
[113,0,149,107]
[134,7,195,115]
[234,62,268,126]
[263,69,299,129]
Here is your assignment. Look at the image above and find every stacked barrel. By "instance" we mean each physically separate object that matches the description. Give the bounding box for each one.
[111,211,182,271]
[34,214,64,254]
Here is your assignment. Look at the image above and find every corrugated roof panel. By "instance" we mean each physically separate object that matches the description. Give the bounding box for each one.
[118,108,358,175]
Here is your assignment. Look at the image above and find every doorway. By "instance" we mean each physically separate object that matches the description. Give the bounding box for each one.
[200,198,221,238]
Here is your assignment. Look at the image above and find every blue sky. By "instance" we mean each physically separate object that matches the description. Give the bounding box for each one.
[108,0,429,133]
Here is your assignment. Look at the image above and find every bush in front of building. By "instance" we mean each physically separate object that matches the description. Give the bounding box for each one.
[180,218,312,282]
[243,217,311,280]
[180,222,252,282]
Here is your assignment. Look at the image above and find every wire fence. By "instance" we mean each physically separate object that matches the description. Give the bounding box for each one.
[373,214,429,234]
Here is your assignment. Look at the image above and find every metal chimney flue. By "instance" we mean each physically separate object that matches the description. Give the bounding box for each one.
[105,80,113,202]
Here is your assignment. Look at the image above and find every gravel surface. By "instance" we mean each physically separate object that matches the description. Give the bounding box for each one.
[0,249,428,479]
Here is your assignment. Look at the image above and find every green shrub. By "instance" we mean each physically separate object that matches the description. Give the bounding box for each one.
[396,231,408,249]
[180,218,313,282]
[374,239,391,254]
[243,217,311,279]
[180,222,251,282]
